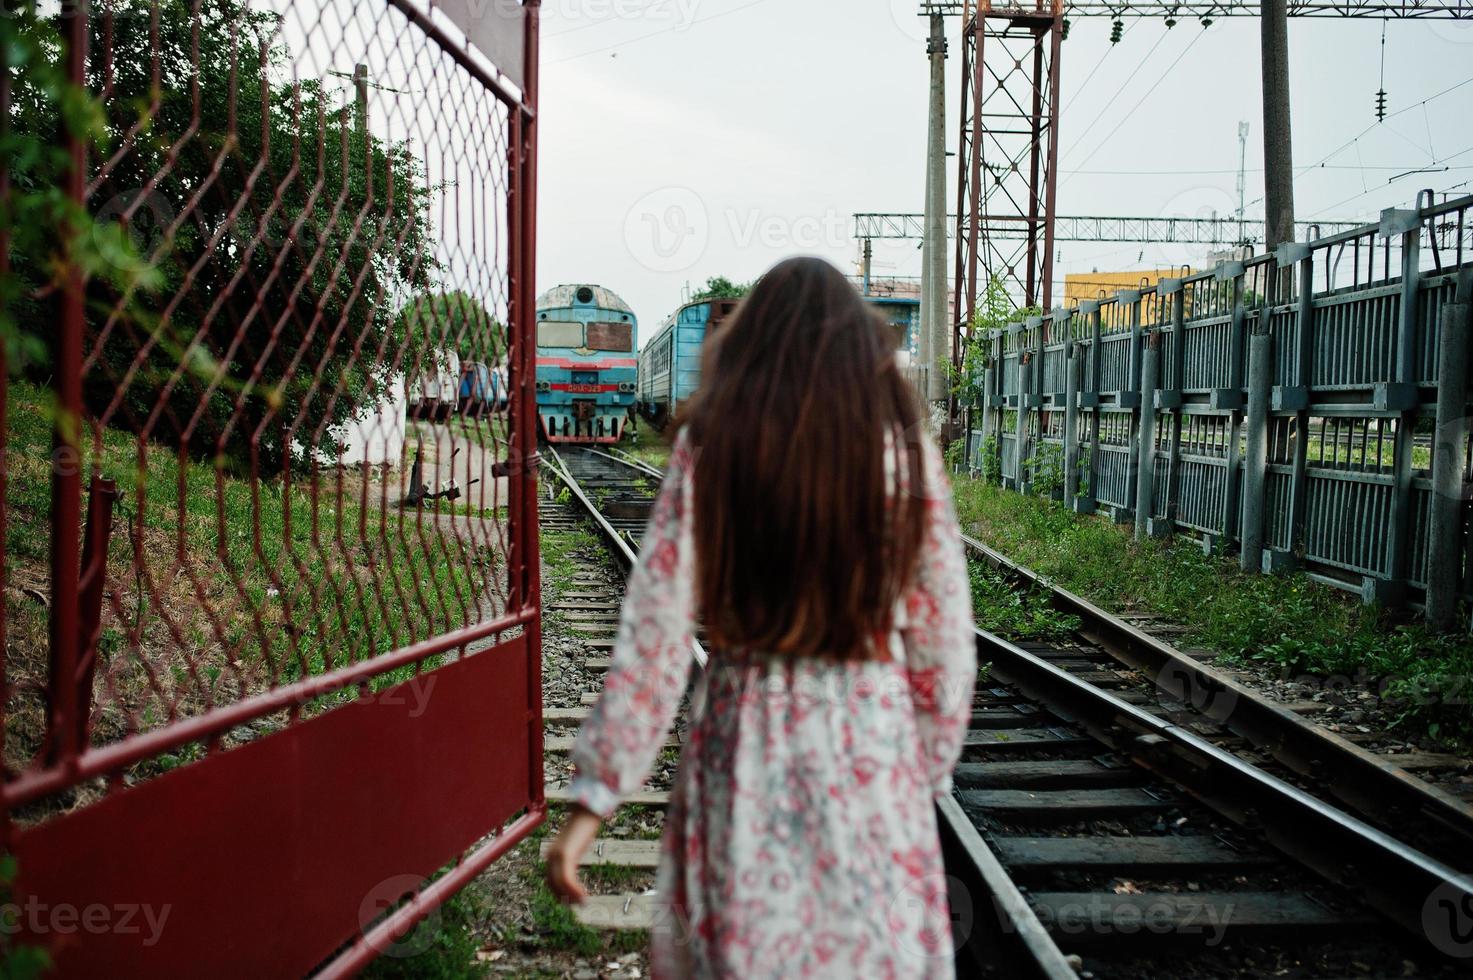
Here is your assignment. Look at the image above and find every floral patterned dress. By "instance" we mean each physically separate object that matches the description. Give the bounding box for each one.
[568,433,977,979]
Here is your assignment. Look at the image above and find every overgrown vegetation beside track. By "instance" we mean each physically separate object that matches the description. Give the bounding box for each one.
[623,428,672,472]
[952,476,1473,746]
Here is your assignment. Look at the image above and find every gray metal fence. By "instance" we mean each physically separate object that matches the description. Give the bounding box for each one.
[967,192,1473,625]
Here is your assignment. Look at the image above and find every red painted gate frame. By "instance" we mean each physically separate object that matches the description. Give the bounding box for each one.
[6,2,545,975]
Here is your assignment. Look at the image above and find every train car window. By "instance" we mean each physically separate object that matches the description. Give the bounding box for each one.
[537,321,584,347]
[586,321,634,352]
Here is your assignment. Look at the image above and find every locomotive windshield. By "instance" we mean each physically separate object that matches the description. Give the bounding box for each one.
[586,321,634,352]
[537,321,584,347]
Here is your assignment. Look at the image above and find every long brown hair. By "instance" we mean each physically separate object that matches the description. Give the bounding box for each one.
[681,257,927,660]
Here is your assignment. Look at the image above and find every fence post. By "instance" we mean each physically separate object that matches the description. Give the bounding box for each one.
[1218,262,1248,551]
[1274,242,1313,573]
[1159,280,1186,530]
[46,0,90,766]
[1427,268,1473,628]
[1379,204,1425,606]
[1123,291,1144,519]
[1075,302,1102,515]
[979,360,995,473]
[1136,330,1161,542]
[1031,316,1045,486]
[1064,348,1080,502]
[1241,323,1273,573]
[1012,324,1029,491]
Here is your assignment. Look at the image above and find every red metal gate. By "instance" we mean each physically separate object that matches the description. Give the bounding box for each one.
[0,1,542,973]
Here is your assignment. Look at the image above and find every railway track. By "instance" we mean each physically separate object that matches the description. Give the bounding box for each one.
[537,445,1473,976]
[537,446,693,932]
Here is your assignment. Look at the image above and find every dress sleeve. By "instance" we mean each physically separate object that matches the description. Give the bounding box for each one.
[566,435,697,818]
[900,440,978,798]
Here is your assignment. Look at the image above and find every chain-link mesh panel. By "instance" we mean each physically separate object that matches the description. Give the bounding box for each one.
[2,0,542,972]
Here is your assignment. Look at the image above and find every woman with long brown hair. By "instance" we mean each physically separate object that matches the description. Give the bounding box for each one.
[546,257,977,977]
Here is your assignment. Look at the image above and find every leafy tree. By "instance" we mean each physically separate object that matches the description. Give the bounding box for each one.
[7,0,438,472]
[691,275,752,302]
[397,291,503,370]
[943,279,1034,408]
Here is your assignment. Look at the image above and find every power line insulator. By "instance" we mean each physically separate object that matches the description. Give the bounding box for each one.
[1110,18,1123,43]
[1374,88,1387,122]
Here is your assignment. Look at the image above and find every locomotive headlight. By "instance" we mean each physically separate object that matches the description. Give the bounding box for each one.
[535,380,551,393]
[618,382,635,393]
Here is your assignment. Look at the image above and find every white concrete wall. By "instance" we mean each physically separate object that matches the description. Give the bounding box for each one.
[333,374,408,467]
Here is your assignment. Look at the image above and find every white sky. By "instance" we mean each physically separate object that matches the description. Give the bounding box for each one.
[532,1,1473,338]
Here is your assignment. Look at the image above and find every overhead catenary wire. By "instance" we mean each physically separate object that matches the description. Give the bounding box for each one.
[1062,22,1213,183]
[1059,26,1173,167]
[1306,142,1473,217]
[1244,73,1473,209]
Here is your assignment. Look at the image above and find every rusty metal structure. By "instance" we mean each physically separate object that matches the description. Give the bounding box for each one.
[855,211,1365,245]
[1,0,544,973]
[935,0,1473,380]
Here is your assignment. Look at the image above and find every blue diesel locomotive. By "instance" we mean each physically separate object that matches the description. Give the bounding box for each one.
[637,293,919,428]
[636,297,741,428]
[535,284,638,443]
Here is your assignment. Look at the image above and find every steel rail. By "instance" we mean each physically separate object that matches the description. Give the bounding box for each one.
[592,445,666,480]
[936,795,1081,978]
[972,624,1473,952]
[962,533,1473,865]
[542,447,707,668]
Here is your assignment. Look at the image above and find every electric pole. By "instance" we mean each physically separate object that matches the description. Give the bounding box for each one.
[354,63,368,136]
[1261,0,1295,293]
[1235,120,1249,250]
[923,10,949,404]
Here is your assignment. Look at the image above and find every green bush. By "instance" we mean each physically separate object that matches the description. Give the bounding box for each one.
[8,2,441,473]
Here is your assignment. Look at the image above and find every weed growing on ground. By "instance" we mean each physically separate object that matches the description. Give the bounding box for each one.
[361,887,486,980]
[624,428,672,472]
[952,477,1473,746]
[968,560,1080,642]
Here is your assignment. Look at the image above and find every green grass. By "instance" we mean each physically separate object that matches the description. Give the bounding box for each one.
[360,887,486,980]
[623,427,672,471]
[3,380,500,770]
[540,526,599,594]
[968,560,1080,642]
[953,477,1473,746]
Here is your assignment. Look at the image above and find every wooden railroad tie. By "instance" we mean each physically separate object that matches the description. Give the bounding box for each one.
[538,838,660,869]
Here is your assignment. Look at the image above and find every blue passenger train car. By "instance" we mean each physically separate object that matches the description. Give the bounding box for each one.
[636,297,741,428]
[535,284,638,443]
[865,295,921,368]
[637,293,919,427]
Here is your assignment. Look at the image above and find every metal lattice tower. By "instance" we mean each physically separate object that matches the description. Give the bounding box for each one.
[954,0,1064,333]
[930,0,1473,365]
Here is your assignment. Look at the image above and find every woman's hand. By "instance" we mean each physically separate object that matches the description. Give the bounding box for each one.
[545,805,602,903]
